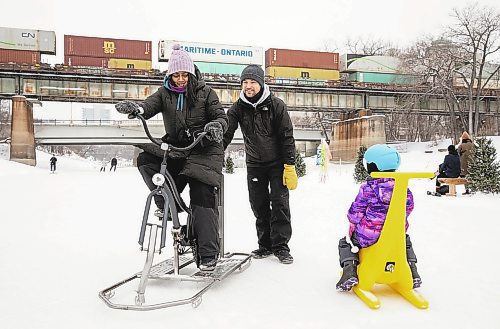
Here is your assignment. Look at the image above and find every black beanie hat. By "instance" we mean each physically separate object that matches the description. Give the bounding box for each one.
[448,145,456,153]
[240,64,264,87]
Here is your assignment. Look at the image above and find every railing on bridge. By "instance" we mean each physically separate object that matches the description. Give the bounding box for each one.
[34,119,165,127]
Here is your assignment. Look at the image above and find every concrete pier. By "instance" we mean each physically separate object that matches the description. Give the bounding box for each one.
[10,96,36,166]
[330,110,386,162]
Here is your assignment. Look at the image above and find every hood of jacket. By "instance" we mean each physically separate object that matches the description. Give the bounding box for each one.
[239,84,271,108]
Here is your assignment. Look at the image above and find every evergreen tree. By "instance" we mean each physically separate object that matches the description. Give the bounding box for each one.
[354,145,370,183]
[467,137,500,194]
[225,156,234,174]
[295,149,306,177]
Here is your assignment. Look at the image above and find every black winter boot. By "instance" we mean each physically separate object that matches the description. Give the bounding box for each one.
[409,262,422,288]
[274,249,294,264]
[405,235,422,288]
[336,261,359,291]
[251,247,273,259]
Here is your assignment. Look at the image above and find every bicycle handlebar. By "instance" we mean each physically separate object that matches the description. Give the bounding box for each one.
[136,114,208,151]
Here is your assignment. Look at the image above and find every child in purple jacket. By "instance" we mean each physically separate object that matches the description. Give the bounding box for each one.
[336,144,422,291]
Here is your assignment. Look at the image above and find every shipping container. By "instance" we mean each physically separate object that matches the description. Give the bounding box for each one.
[349,72,416,85]
[159,40,263,65]
[194,62,247,75]
[108,59,152,70]
[0,49,40,65]
[344,56,400,74]
[64,35,151,60]
[64,55,108,68]
[0,27,56,54]
[339,54,367,72]
[265,48,339,70]
[266,66,339,81]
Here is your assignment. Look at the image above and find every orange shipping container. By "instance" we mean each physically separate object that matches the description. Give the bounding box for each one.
[64,35,152,60]
[265,48,339,70]
[0,49,40,65]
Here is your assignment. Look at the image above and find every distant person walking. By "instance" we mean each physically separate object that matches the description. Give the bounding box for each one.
[110,157,118,172]
[100,160,107,172]
[50,155,57,173]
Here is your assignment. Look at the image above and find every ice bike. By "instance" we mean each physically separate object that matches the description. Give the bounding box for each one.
[99,114,252,310]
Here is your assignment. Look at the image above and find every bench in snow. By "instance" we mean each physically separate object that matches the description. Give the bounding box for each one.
[437,177,468,196]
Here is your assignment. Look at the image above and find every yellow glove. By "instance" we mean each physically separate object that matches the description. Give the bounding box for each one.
[283,164,298,190]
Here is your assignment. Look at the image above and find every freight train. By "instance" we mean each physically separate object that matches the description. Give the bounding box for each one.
[0,27,419,86]
[2,26,484,90]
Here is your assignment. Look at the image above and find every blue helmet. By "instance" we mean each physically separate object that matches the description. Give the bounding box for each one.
[364,144,401,171]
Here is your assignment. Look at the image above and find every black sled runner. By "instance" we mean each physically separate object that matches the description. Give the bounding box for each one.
[99,115,251,310]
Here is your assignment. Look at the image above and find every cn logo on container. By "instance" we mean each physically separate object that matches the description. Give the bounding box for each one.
[103,41,116,54]
[21,32,36,39]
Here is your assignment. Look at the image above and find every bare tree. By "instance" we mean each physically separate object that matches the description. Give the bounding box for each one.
[448,3,500,135]
[400,35,472,142]
[345,36,395,55]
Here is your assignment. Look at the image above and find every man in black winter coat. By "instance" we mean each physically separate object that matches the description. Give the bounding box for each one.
[223,64,298,265]
[110,157,117,172]
[50,155,57,173]
[435,144,461,194]
[115,44,228,272]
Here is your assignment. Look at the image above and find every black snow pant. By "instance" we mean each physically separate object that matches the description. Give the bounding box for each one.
[137,151,220,258]
[435,172,456,187]
[247,164,292,253]
[338,234,418,267]
[110,164,117,171]
[50,163,56,171]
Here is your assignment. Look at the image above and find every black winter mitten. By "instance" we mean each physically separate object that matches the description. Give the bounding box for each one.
[115,100,141,119]
[203,121,223,143]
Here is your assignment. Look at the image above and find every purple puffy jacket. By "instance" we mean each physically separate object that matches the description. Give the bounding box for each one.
[348,177,414,248]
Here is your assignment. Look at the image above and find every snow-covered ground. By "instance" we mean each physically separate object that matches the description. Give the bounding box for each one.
[1,139,499,329]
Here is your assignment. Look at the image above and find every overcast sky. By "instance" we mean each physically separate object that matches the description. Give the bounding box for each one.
[3,0,499,69]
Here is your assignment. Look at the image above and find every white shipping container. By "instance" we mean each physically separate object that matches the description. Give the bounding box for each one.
[0,27,56,54]
[339,54,367,72]
[345,55,401,74]
[158,40,263,65]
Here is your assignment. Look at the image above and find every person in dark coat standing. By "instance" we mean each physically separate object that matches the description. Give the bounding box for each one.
[223,64,297,265]
[435,144,461,194]
[457,131,474,194]
[110,157,118,172]
[50,155,57,173]
[115,44,228,271]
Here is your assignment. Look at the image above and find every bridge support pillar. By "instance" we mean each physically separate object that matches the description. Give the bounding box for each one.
[10,96,36,166]
[132,146,141,166]
[330,110,386,163]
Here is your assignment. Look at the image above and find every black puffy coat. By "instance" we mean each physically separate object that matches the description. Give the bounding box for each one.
[439,152,461,178]
[223,88,296,167]
[138,76,228,187]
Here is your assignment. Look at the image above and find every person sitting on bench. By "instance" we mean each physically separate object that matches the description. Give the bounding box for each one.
[435,145,461,195]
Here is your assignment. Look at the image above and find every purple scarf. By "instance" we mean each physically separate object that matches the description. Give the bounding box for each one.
[167,81,186,93]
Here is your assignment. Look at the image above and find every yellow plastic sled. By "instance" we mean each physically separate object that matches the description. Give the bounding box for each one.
[352,172,434,309]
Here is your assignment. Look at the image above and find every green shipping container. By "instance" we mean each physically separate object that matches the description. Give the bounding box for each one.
[349,72,416,85]
[194,62,248,75]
